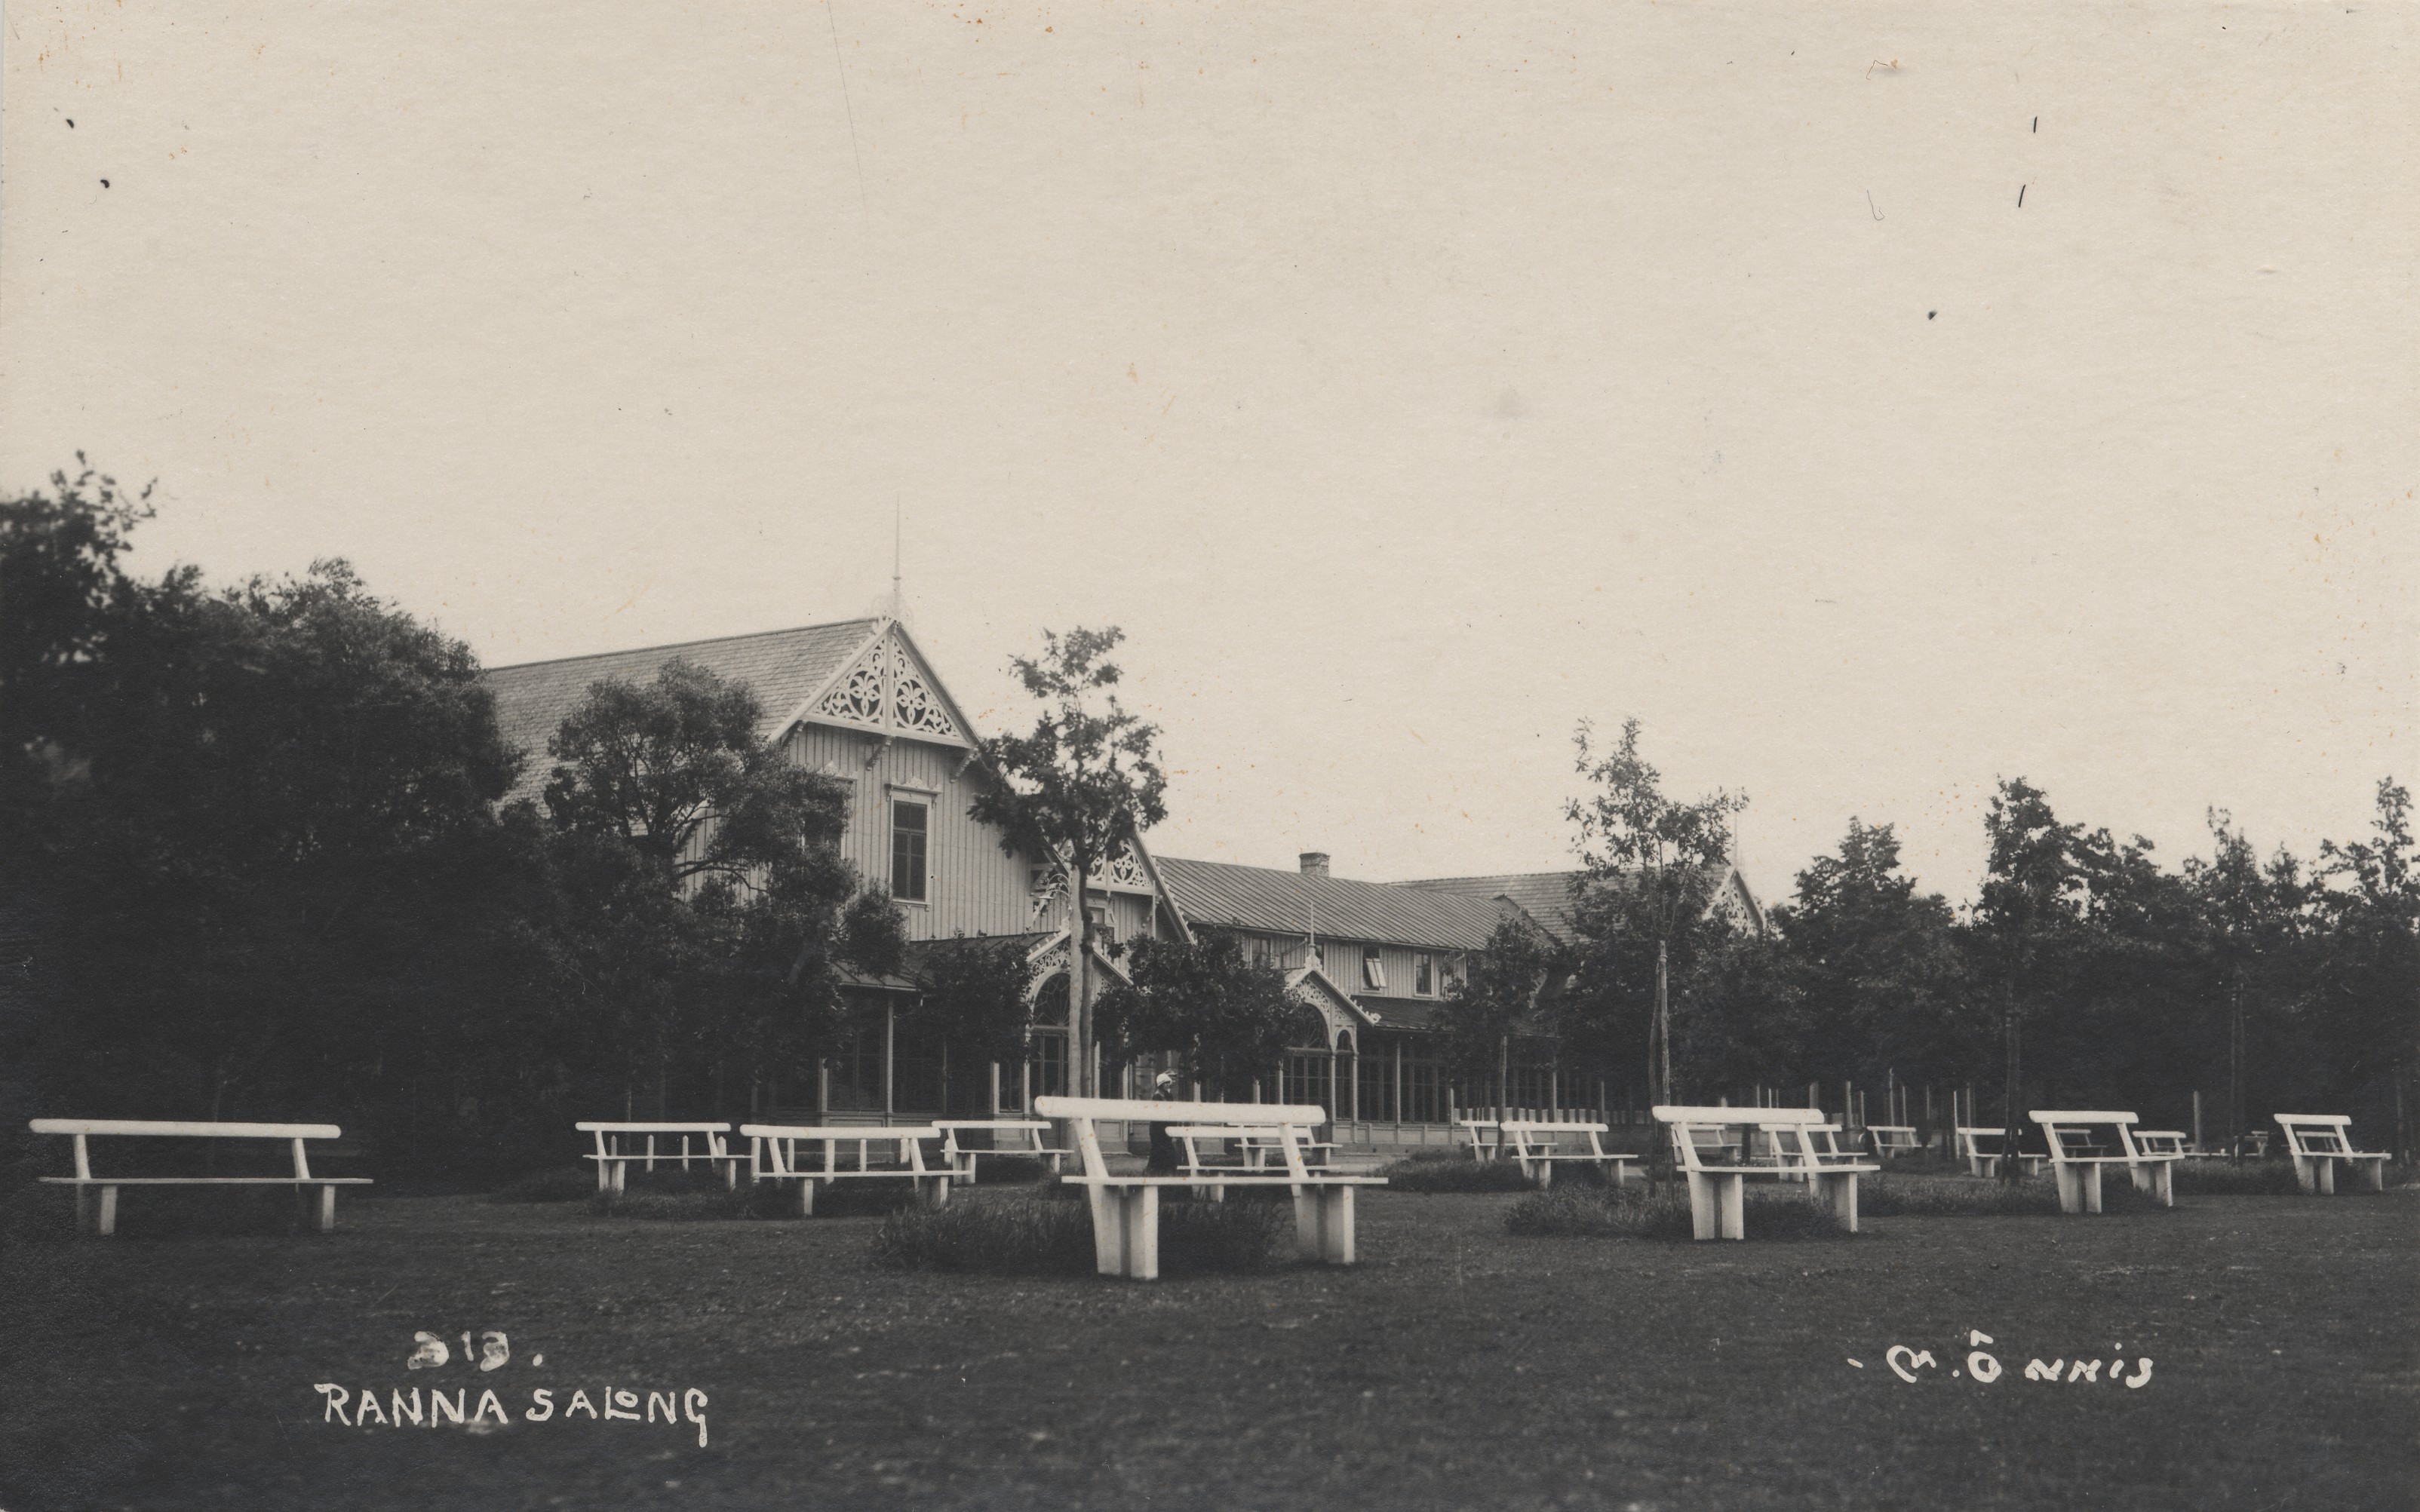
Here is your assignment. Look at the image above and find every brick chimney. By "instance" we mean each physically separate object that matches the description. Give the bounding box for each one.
[1299,852,1331,876]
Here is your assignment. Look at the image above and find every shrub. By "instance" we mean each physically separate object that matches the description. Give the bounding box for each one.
[1858,1176,2062,1218]
[1378,1156,1533,1194]
[1506,1183,1849,1241]
[871,1190,1294,1276]
[586,1176,872,1221]
[2172,1161,2311,1198]
[487,1168,596,1204]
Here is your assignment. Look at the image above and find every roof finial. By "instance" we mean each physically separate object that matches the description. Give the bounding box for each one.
[889,496,904,621]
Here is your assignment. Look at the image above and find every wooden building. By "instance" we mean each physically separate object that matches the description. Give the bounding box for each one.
[484,615,1767,1148]
[484,615,1187,1124]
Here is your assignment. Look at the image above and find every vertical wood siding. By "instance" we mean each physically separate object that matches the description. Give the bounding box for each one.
[786,724,1044,940]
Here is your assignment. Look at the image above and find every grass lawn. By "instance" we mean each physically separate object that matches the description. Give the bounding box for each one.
[3,1178,2414,1512]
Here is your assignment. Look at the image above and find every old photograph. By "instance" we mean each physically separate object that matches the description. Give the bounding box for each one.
[2,3,2413,1508]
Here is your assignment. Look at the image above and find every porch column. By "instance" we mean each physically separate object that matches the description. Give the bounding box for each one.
[883,1004,895,1121]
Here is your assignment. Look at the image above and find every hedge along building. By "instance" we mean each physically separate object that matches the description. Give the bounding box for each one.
[483,615,1191,1123]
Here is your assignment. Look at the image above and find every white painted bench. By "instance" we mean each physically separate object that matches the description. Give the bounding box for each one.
[1654,1106,1876,1239]
[1495,1121,1637,1189]
[738,1124,950,1215]
[934,1120,1068,1182]
[1866,1125,1921,1159]
[1957,1126,2047,1179]
[2273,1114,2390,1195]
[1036,1095,1385,1280]
[1457,1118,1508,1160]
[2131,1130,2188,1159]
[29,1118,370,1235]
[2030,1110,2180,1212]
[575,1121,745,1192]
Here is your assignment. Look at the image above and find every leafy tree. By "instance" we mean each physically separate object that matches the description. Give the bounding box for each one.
[2311,779,2419,1158]
[1093,934,1298,1099]
[1436,913,1557,1116]
[1969,778,2101,1179]
[535,660,901,1115]
[4,467,543,1171]
[1777,820,1973,1106]
[969,627,1169,1096]
[917,933,1043,1070]
[1563,716,1746,1182]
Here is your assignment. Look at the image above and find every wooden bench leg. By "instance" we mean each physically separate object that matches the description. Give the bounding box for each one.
[2053,1165,2082,1213]
[2317,1158,2337,1195]
[318,1184,338,1232]
[1291,1185,1356,1265]
[74,1185,94,1234]
[1819,1172,1860,1233]
[1718,1173,1744,1239]
[97,1184,119,1237]
[2152,1162,2174,1207]
[1533,1160,1552,1191]
[797,1179,816,1217]
[2361,1158,2387,1192]
[612,1161,628,1195]
[1685,1172,1718,1241]
[921,1176,950,1210]
[1087,1186,1158,1280]
[2130,1163,2157,1195]
[2082,1164,2103,1213]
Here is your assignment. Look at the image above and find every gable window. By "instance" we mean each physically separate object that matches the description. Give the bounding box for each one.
[1362,946,1387,991]
[1414,952,1434,995]
[1086,900,1116,947]
[890,800,929,902]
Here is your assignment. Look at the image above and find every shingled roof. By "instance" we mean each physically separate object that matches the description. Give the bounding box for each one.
[1405,863,1764,940]
[1154,857,1510,952]
[483,619,881,805]
[1399,871,1589,943]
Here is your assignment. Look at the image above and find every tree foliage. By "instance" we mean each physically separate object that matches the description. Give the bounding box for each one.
[1093,934,1299,1099]
[1436,913,1557,1111]
[969,626,1168,1095]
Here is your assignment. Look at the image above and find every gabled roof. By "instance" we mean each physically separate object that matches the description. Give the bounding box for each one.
[1399,872,1589,943]
[1404,863,1764,940]
[484,619,882,805]
[1282,965,1383,1032]
[1154,857,1509,952]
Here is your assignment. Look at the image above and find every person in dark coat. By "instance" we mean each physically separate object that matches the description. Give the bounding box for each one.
[1146,1070,1181,1174]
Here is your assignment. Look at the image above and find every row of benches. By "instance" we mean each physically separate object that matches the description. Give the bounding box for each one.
[26,1108,2391,1261]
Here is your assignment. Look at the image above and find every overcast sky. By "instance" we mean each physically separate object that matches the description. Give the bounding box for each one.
[5,1,2412,906]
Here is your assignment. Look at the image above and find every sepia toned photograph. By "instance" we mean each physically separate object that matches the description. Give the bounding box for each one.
[2,3,2412,1509]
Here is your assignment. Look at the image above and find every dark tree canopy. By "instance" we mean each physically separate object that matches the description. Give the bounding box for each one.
[1094,934,1298,1099]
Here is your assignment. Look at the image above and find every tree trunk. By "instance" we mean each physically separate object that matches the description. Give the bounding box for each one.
[1649,937,1672,1192]
[1070,866,1092,1097]
[2228,971,2246,1165]
[2000,986,2023,1185]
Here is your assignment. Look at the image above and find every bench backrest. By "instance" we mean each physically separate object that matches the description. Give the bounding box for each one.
[29,1118,345,1181]
[574,1121,731,1134]
[738,1124,938,1177]
[1654,1106,1801,1173]
[933,1121,1054,1156]
[2029,1110,2145,1166]
[1767,1121,1866,1172]
[1867,1125,1921,1149]
[2132,1130,2187,1156]
[1036,1096,1325,1182]
[1499,1121,1611,1158]
[31,1118,342,1139]
[2273,1114,2360,1157]
[1955,1127,2011,1157]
